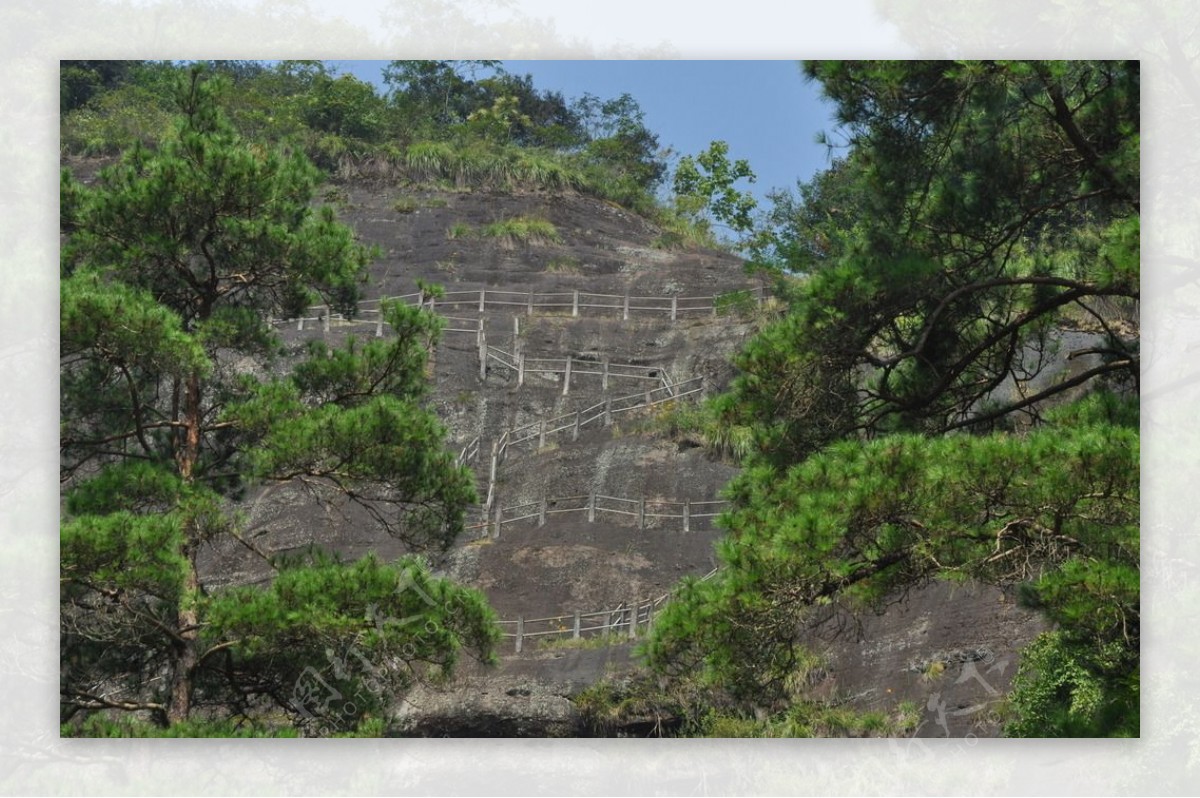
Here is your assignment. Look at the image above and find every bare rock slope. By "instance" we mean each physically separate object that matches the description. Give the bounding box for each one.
[221,182,1046,737]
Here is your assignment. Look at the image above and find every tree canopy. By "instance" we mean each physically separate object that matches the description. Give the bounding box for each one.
[60,67,497,736]
[60,60,671,216]
[644,60,1140,737]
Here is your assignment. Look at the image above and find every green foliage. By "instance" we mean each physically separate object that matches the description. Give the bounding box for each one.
[60,83,178,156]
[446,221,472,240]
[301,73,387,142]
[572,92,668,199]
[63,716,302,738]
[1005,630,1138,737]
[672,140,758,239]
[647,399,1139,718]
[382,60,503,133]
[480,216,562,247]
[61,510,190,598]
[644,400,754,464]
[403,140,584,192]
[712,289,758,318]
[649,206,721,251]
[444,216,563,247]
[573,669,915,738]
[723,60,1140,462]
[688,703,907,739]
[61,72,370,326]
[536,633,625,651]
[60,66,496,735]
[204,553,499,733]
[61,60,669,216]
[545,257,582,275]
[465,95,533,143]
[61,60,148,114]
[392,197,419,213]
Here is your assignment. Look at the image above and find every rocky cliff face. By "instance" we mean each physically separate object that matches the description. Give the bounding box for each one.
[191,179,1048,737]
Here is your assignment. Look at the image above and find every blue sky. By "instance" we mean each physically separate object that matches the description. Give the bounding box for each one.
[327,60,844,209]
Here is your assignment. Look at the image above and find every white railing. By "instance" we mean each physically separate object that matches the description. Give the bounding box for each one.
[496,568,720,653]
[493,377,702,460]
[270,284,767,334]
[477,491,728,539]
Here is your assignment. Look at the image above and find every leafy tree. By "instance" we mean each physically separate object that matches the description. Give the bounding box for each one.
[301,72,388,143]
[60,67,497,734]
[572,92,668,200]
[742,154,867,280]
[60,61,184,155]
[646,60,1140,737]
[60,60,146,114]
[672,140,758,240]
[464,94,533,144]
[478,72,584,148]
[382,59,501,135]
[191,59,271,84]
[215,60,328,146]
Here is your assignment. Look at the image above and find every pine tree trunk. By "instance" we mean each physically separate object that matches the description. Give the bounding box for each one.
[166,370,204,723]
[176,372,202,481]
[166,552,201,724]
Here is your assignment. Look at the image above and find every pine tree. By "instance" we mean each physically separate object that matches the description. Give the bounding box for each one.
[645,61,1140,736]
[60,67,496,734]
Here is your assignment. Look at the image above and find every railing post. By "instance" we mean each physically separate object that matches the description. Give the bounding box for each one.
[638,499,646,530]
[623,294,630,321]
[671,295,677,322]
[573,610,581,640]
[527,291,534,316]
[628,599,638,639]
[323,306,330,333]
[428,295,436,314]
[517,352,525,387]
[602,357,610,391]
[492,504,502,540]
[645,388,653,408]
[375,314,384,337]
[563,356,572,396]
[418,288,425,308]
[572,290,579,317]
[604,397,612,426]
[538,499,546,527]
[573,411,581,441]
[588,492,596,523]
[479,289,485,313]
[515,616,524,654]
[488,441,499,510]
[297,317,304,331]
[683,500,691,533]
[539,419,547,449]
[478,330,487,382]
[513,314,520,344]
